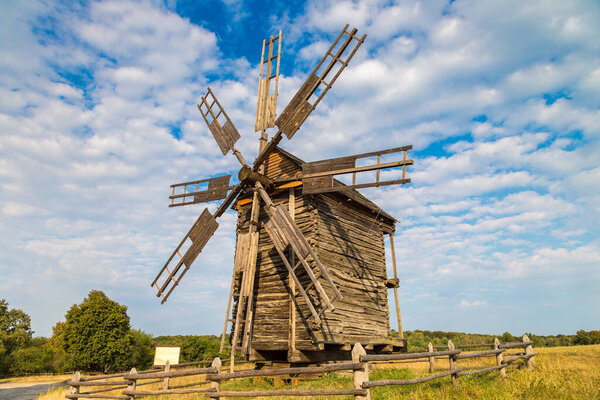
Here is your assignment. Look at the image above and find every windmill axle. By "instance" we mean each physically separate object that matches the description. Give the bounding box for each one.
[238,165,273,188]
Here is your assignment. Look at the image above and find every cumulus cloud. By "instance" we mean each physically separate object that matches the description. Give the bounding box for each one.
[1,0,599,337]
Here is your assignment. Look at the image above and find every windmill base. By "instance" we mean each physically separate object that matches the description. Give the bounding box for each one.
[249,336,407,363]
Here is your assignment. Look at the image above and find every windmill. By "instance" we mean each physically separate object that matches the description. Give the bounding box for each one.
[151,25,414,366]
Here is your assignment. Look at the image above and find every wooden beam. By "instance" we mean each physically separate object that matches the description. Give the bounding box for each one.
[388,233,403,338]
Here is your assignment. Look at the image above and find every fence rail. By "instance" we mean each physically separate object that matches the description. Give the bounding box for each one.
[66,335,535,399]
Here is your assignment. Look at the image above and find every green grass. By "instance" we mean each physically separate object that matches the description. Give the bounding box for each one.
[38,344,600,399]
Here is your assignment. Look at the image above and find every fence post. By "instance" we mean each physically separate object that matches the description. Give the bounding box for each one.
[352,343,370,400]
[69,371,80,400]
[126,367,137,400]
[162,360,170,390]
[494,338,506,378]
[523,334,535,370]
[447,340,458,386]
[210,357,222,400]
[427,342,435,372]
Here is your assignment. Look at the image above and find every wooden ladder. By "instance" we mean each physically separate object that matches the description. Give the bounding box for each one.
[264,204,343,326]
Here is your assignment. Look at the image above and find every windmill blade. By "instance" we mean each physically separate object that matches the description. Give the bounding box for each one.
[198,87,241,156]
[255,31,282,132]
[275,25,366,139]
[152,184,243,303]
[301,145,414,194]
[151,208,219,304]
[169,175,232,207]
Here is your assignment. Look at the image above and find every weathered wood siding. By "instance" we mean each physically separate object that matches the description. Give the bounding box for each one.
[311,193,392,344]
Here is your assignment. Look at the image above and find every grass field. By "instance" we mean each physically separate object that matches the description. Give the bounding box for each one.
[36,344,600,399]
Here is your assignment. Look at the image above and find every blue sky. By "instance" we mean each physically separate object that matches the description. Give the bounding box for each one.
[0,0,599,338]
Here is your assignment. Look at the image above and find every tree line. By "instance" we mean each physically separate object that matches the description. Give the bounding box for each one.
[1,292,599,377]
[391,329,600,349]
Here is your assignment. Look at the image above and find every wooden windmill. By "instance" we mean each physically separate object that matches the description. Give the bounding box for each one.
[151,25,413,366]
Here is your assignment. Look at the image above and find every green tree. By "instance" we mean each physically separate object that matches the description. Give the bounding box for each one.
[8,338,54,376]
[0,299,33,377]
[500,332,516,343]
[62,291,133,373]
[574,330,592,345]
[130,329,154,370]
[48,321,69,373]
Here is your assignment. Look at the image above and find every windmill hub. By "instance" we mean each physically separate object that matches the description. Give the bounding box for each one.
[238,165,273,188]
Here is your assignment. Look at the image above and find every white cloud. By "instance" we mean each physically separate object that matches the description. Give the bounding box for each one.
[460,300,488,308]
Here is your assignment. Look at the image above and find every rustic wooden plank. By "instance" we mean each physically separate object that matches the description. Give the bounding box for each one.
[207,362,361,381]
[502,354,535,364]
[499,341,534,349]
[360,350,460,362]
[457,365,505,376]
[123,388,215,395]
[122,366,215,380]
[363,369,462,388]
[456,349,504,359]
[65,395,128,400]
[66,380,129,386]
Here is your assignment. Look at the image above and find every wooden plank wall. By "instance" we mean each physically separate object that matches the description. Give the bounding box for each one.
[312,193,393,343]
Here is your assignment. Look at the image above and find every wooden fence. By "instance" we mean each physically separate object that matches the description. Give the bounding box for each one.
[66,335,535,399]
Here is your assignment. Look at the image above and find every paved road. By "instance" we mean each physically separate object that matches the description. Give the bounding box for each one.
[0,381,68,400]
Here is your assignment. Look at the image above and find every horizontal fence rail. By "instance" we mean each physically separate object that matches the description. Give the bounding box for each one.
[66,335,536,399]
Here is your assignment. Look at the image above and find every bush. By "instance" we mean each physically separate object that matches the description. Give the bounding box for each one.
[9,345,54,376]
[130,329,154,370]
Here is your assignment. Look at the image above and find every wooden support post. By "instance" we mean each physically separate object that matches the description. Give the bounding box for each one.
[523,334,535,370]
[428,342,435,372]
[495,338,506,378]
[162,361,170,390]
[388,233,403,338]
[352,343,370,400]
[219,271,235,353]
[448,340,458,386]
[126,367,137,400]
[69,371,80,400]
[210,357,222,400]
[288,188,297,358]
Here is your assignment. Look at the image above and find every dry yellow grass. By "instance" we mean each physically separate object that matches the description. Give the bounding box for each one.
[37,344,600,400]
[0,374,71,384]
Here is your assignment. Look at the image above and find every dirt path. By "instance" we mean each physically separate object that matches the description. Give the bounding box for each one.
[0,381,68,400]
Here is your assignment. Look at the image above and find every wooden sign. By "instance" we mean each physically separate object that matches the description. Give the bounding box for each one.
[153,345,181,367]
